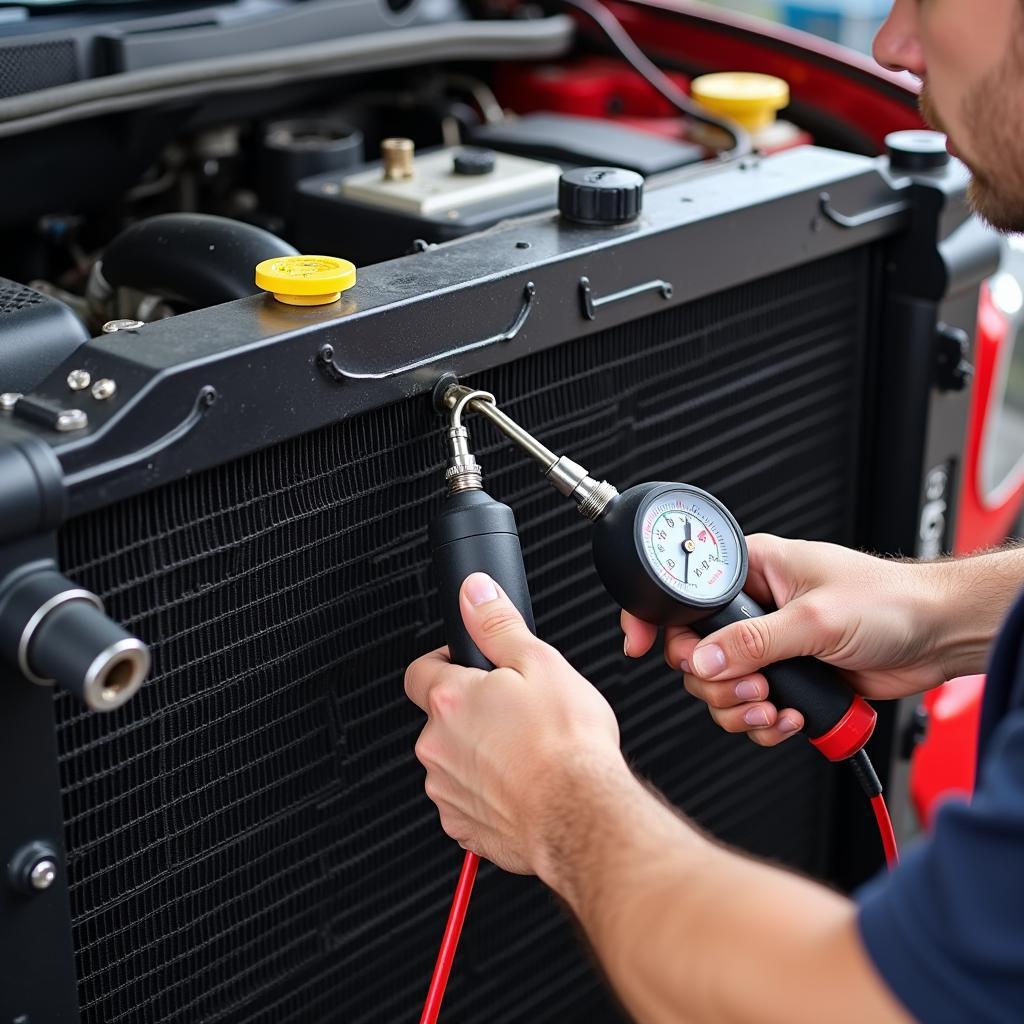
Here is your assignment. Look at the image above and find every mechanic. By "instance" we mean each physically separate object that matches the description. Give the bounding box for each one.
[404,1,1024,1021]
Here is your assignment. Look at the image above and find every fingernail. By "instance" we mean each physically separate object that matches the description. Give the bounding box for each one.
[735,680,761,701]
[778,716,801,734]
[744,706,771,727]
[464,572,499,606]
[693,644,726,678]
[680,658,690,674]
[623,635,630,657]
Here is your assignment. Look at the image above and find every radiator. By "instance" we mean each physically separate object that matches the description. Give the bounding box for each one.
[56,250,866,1023]
[0,144,991,1023]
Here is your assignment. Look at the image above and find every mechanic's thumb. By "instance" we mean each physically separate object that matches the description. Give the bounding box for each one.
[459,572,537,672]
[691,600,819,680]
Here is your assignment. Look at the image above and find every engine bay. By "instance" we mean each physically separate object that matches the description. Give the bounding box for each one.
[0,0,844,393]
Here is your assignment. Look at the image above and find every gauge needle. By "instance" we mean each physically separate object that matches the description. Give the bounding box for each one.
[682,517,692,582]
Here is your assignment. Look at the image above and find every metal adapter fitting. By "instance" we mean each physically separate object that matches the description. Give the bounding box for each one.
[0,566,149,712]
[442,388,495,495]
[437,381,619,521]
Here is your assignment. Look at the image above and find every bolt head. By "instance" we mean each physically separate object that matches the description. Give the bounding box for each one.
[0,392,22,412]
[67,369,91,391]
[91,378,117,401]
[56,408,88,432]
[29,859,56,891]
[102,318,145,334]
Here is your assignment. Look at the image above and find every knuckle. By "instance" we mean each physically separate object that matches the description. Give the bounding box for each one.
[414,734,435,768]
[704,683,738,710]
[733,619,770,663]
[478,608,525,643]
[423,774,443,804]
[425,682,460,719]
[710,707,745,734]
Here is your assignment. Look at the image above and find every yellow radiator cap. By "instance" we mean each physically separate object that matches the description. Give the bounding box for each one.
[255,255,356,306]
[691,73,790,132]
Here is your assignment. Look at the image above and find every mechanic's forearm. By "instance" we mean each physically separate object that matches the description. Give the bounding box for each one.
[921,544,1024,679]
[533,759,908,1024]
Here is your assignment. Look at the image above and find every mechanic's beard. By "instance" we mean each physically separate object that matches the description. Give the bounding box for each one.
[919,35,1024,233]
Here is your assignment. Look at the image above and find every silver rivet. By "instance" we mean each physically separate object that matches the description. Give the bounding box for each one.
[91,378,117,401]
[56,409,88,432]
[0,392,22,412]
[322,182,340,195]
[29,859,56,891]
[67,369,91,391]
[102,319,145,334]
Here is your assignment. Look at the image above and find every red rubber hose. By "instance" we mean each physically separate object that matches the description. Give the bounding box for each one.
[870,793,900,869]
[420,851,480,1024]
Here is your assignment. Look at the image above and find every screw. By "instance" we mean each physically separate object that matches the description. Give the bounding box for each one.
[0,392,22,412]
[29,859,56,892]
[67,369,91,391]
[56,409,88,432]
[102,319,145,334]
[91,378,117,401]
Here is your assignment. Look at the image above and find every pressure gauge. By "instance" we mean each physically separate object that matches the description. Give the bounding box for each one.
[592,481,748,627]
[638,486,744,605]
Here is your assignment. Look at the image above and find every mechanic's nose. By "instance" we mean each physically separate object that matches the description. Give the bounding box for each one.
[873,0,926,77]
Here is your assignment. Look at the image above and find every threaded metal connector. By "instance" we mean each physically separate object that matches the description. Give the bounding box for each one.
[574,479,619,521]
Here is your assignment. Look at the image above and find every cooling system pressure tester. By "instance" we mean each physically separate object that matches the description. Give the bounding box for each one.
[420,379,899,1023]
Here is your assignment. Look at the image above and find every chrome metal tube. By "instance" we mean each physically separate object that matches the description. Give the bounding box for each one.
[438,382,619,520]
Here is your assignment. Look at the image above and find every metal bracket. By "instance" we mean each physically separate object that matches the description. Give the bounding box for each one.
[819,191,910,230]
[63,385,218,488]
[318,281,536,382]
[579,276,672,321]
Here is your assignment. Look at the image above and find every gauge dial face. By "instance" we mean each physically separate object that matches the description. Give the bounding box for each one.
[638,488,743,604]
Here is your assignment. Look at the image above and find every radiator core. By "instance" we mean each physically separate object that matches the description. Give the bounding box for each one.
[55,247,870,1023]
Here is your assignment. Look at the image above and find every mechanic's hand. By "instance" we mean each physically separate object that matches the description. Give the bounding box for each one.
[621,534,949,747]
[406,572,623,874]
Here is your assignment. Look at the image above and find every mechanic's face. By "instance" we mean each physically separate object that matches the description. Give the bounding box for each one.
[874,0,1024,231]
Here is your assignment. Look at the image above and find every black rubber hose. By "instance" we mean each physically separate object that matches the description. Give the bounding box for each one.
[100,213,299,309]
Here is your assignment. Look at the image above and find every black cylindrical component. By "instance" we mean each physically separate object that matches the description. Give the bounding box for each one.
[261,118,364,218]
[885,130,950,173]
[0,566,148,712]
[429,489,535,669]
[559,166,644,226]
[452,147,496,176]
[100,213,299,309]
[698,593,857,740]
[0,433,66,545]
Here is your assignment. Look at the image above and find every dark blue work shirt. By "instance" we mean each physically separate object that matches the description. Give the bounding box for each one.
[857,589,1024,1023]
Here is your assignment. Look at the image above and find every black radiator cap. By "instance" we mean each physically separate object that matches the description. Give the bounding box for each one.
[885,130,950,172]
[559,167,644,226]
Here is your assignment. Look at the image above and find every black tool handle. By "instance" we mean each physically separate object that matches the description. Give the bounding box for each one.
[430,489,536,670]
[698,593,875,759]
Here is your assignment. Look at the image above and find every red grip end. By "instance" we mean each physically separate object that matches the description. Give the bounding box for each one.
[809,695,877,762]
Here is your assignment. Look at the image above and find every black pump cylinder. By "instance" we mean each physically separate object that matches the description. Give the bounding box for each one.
[429,489,535,669]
